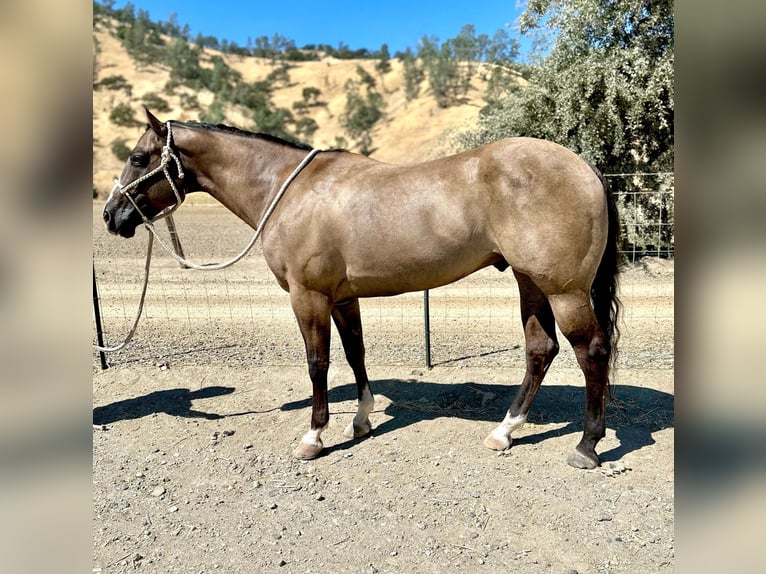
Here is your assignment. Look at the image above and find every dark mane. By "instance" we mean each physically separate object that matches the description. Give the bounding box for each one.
[173,120,314,151]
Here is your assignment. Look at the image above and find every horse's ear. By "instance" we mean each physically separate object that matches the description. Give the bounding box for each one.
[145,107,167,137]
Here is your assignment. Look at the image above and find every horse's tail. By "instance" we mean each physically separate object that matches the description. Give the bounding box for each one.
[590,166,622,379]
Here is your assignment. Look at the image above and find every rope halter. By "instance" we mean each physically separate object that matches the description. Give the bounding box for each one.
[112,121,186,226]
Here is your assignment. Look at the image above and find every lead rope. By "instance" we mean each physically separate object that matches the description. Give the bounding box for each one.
[93,233,154,352]
[93,147,321,353]
[145,147,320,270]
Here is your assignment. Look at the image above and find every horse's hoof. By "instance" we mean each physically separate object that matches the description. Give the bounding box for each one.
[293,441,323,460]
[567,449,599,469]
[483,434,511,451]
[343,419,371,439]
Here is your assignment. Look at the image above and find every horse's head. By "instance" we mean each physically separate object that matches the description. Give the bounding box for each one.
[103,109,186,238]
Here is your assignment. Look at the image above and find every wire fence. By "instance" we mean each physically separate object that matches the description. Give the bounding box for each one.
[93,175,674,371]
[608,172,674,263]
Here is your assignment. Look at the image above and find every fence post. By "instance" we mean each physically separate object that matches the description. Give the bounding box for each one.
[165,215,189,269]
[423,290,431,369]
[92,263,108,370]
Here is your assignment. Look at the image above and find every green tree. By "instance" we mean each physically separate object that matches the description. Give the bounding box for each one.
[117,8,164,65]
[446,24,483,95]
[375,43,392,91]
[96,74,132,96]
[110,138,131,161]
[460,0,674,175]
[199,98,226,124]
[341,66,386,155]
[109,102,138,126]
[267,62,291,88]
[418,35,459,108]
[252,104,295,141]
[400,48,424,101]
[459,0,674,258]
[483,29,522,103]
[295,117,319,143]
[302,86,322,106]
[165,37,205,88]
[141,92,171,113]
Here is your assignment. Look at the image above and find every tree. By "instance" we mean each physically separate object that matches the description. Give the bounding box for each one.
[165,37,205,88]
[252,104,295,141]
[482,28,522,102]
[400,48,424,101]
[417,35,460,108]
[446,24,482,95]
[295,117,319,143]
[302,86,322,106]
[459,0,674,258]
[341,66,386,155]
[109,102,138,126]
[460,0,674,176]
[199,98,226,124]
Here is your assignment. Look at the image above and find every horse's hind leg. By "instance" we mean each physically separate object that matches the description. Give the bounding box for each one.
[332,299,374,439]
[485,271,559,451]
[547,290,610,469]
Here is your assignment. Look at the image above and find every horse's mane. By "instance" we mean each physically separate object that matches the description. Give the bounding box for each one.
[174,120,314,151]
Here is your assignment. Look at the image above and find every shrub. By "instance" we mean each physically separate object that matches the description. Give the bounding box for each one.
[141,92,171,113]
[97,74,132,96]
[199,99,226,124]
[110,138,132,161]
[180,92,200,110]
[109,103,137,126]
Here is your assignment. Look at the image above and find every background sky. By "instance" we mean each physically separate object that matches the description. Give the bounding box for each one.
[108,0,532,59]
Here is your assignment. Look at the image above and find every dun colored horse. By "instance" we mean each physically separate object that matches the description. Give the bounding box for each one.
[104,109,620,469]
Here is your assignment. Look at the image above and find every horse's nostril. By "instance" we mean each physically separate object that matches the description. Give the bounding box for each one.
[103,209,111,224]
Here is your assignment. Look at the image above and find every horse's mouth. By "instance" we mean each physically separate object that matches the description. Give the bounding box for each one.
[116,225,137,238]
[104,218,138,238]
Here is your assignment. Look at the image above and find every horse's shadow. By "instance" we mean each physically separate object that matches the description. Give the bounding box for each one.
[93,379,674,464]
[281,379,675,462]
[93,386,237,425]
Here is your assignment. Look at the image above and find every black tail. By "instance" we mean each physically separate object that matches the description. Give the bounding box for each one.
[589,166,621,377]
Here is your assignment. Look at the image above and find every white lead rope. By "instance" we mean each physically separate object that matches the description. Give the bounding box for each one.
[145,147,320,270]
[94,146,321,353]
[93,233,154,353]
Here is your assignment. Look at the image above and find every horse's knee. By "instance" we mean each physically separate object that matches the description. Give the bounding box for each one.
[307,355,329,380]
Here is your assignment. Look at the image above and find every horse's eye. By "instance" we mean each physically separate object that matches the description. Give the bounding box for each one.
[131,153,149,168]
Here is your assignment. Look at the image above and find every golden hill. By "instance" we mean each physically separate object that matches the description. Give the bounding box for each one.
[93,21,493,197]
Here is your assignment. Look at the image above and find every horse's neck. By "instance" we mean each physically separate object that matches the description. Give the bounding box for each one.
[179,128,305,229]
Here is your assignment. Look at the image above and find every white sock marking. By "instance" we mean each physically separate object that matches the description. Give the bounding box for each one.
[489,413,527,443]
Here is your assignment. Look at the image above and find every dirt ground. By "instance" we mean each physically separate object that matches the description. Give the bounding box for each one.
[93,203,674,574]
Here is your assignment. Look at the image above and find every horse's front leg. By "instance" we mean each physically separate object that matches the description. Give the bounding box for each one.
[290,288,333,460]
[332,299,374,439]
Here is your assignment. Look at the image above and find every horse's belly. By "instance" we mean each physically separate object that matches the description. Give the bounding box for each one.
[343,246,495,298]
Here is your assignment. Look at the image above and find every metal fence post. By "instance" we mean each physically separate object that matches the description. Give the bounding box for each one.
[423,290,431,369]
[165,214,189,269]
[92,263,108,370]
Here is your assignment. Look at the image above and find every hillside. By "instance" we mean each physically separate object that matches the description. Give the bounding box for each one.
[93,21,496,198]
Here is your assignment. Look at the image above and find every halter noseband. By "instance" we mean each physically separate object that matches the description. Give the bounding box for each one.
[111,121,186,225]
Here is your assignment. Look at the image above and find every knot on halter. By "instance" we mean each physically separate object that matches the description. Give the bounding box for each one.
[117,121,186,226]
[161,127,185,181]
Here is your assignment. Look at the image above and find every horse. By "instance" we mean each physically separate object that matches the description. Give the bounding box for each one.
[103,108,620,469]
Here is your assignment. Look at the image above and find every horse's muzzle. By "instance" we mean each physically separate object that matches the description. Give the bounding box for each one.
[103,204,140,238]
